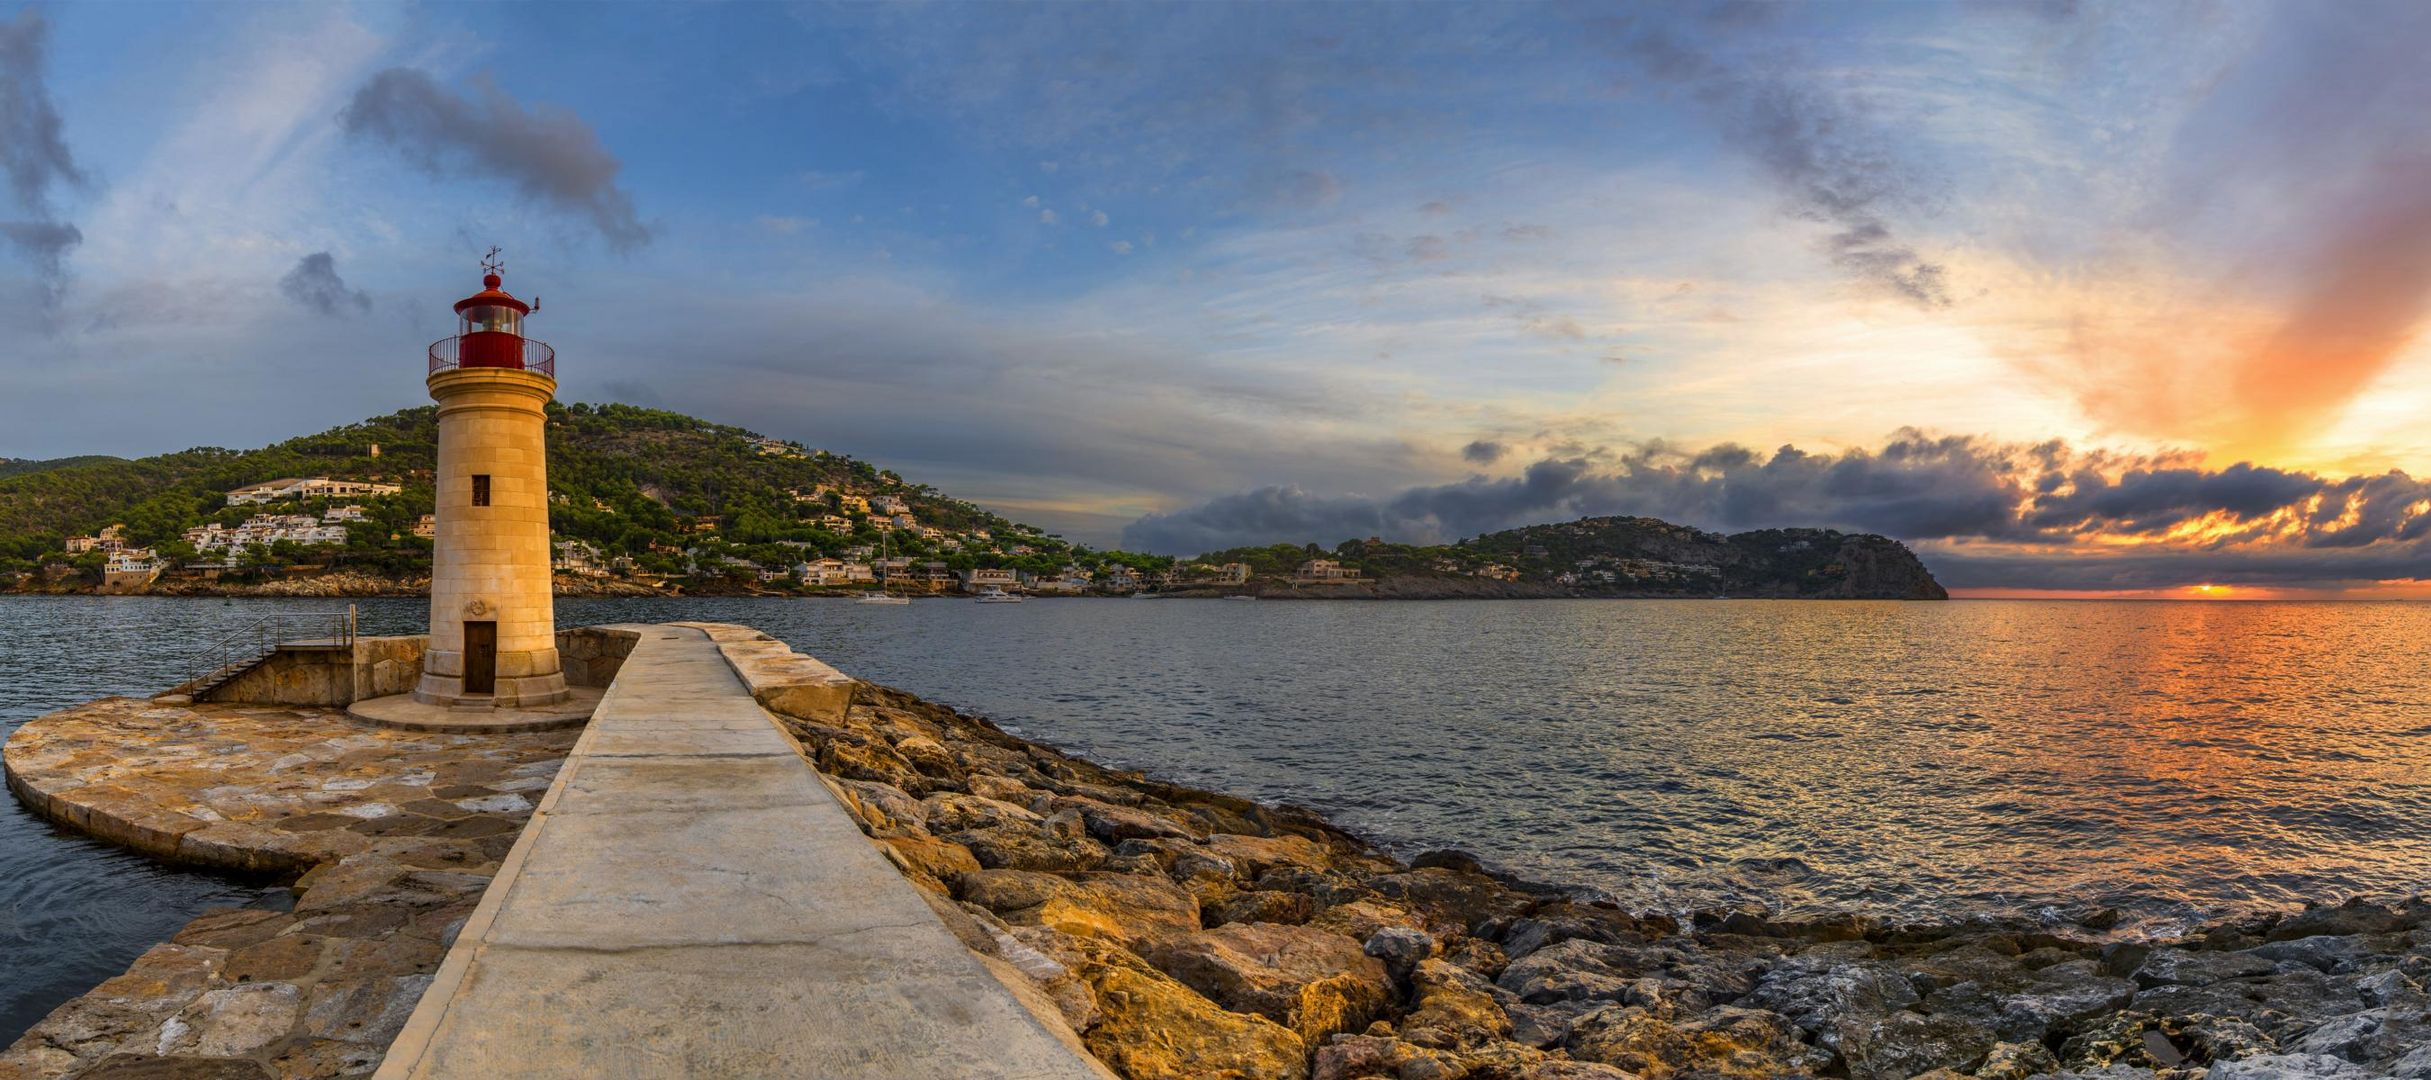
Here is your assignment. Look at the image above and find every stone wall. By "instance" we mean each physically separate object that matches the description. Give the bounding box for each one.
[557,624,640,688]
[199,641,374,707]
[196,625,636,706]
[352,634,427,700]
[677,621,859,722]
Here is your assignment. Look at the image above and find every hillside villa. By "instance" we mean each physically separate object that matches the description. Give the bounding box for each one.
[225,477,402,504]
[1295,558,1366,583]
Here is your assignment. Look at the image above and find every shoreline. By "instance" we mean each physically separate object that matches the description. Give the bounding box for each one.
[5,635,2424,1077]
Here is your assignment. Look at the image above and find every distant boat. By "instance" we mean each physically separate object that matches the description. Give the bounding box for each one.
[974,586,1025,604]
[1224,594,1256,601]
[856,529,912,605]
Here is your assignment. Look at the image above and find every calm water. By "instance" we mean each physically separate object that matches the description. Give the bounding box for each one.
[6,596,2431,1039]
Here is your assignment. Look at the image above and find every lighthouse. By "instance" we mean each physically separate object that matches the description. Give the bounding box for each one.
[413,251,567,708]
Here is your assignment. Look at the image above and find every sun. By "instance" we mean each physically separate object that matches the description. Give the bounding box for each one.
[2192,583,2226,596]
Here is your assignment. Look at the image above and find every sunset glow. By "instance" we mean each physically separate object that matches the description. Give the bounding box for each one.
[6,3,2431,594]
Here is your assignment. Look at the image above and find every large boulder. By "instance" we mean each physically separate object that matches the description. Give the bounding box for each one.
[1139,921,1393,1047]
[1397,958,1512,1050]
[1063,938,1310,1080]
[954,869,1199,946]
[1566,1004,1824,1078]
[921,792,1043,833]
[943,812,1111,873]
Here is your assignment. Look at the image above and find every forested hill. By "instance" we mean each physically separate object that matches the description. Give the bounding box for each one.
[0,456,124,480]
[0,403,1123,580]
[1185,515,1948,599]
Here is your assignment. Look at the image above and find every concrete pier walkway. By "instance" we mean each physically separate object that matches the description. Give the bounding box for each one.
[375,624,1110,1079]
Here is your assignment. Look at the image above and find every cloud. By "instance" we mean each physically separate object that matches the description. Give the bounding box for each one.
[1606,13,1950,308]
[1088,209,1109,228]
[339,68,649,251]
[2022,3,2431,459]
[1461,440,1508,464]
[756,215,814,235]
[1406,235,1450,262]
[1107,240,1133,255]
[278,252,370,316]
[1039,208,1058,225]
[0,9,86,314]
[1122,430,2431,590]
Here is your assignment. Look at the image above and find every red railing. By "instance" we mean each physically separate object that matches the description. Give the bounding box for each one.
[428,335,556,377]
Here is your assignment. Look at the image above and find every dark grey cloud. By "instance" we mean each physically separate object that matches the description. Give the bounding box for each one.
[1461,439,1508,465]
[340,69,649,251]
[1605,12,1951,307]
[0,9,85,314]
[1123,431,2431,590]
[278,252,369,317]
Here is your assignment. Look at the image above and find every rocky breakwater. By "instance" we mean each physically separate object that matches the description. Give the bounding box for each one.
[772,684,2431,1079]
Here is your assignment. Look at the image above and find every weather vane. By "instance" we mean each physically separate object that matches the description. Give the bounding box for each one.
[480,245,504,277]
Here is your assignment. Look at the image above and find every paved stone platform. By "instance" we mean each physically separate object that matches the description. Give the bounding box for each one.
[376,624,1110,1079]
[346,687,603,734]
[0,702,578,1078]
[2,698,577,873]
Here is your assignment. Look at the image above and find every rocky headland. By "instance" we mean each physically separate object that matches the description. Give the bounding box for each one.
[5,644,2427,1078]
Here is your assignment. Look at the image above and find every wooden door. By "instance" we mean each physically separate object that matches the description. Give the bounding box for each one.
[464,620,497,695]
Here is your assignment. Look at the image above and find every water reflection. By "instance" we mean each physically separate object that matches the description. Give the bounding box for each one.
[2,593,2427,1043]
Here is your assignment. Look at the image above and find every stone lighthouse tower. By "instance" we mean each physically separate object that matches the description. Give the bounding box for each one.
[414,251,567,708]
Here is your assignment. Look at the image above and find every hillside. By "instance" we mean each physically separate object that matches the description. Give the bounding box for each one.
[0,411,1942,600]
[1179,515,1948,599]
[0,456,125,480]
[0,403,1162,590]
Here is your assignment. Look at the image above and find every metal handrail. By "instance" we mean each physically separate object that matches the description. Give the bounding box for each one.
[182,607,357,696]
[428,335,556,377]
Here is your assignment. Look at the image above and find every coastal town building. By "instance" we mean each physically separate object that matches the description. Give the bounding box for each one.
[552,540,607,576]
[413,260,568,708]
[962,567,1018,593]
[1295,558,1365,583]
[62,525,129,555]
[183,515,349,551]
[1213,562,1251,585]
[225,476,402,505]
[794,558,877,585]
[101,550,163,590]
[412,515,437,539]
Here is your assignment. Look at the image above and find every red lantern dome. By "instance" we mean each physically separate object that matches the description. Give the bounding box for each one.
[429,250,554,377]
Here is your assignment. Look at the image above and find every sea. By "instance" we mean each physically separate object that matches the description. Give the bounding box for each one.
[4,594,2429,1041]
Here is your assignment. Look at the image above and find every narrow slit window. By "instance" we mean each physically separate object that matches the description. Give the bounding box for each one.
[471,475,491,507]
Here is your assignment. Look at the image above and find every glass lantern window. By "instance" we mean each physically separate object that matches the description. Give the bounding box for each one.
[461,305,521,335]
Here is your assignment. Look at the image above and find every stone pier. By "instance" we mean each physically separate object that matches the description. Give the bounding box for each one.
[373,624,1111,1079]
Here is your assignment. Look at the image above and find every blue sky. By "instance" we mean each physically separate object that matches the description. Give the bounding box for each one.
[10,1,2431,592]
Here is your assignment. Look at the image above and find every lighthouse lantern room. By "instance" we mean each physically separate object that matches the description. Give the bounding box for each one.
[413,249,568,708]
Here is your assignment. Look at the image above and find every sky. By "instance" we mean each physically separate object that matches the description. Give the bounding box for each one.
[6,1,2431,596]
